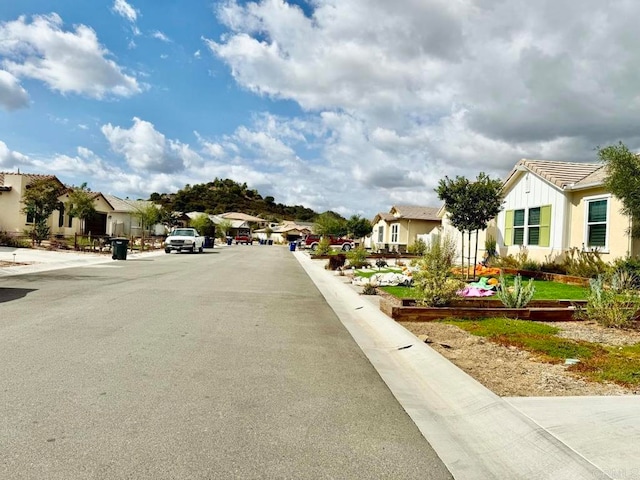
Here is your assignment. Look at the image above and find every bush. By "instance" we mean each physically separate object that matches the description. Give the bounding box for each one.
[407,238,427,255]
[610,257,640,289]
[412,234,463,306]
[346,245,369,268]
[361,283,377,295]
[496,273,535,308]
[0,231,29,247]
[326,254,346,270]
[561,247,608,278]
[578,276,640,328]
[316,237,332,255]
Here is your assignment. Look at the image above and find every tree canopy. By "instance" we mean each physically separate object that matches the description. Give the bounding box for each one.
[66,183,96,233]
[599,142,640,237]
[21,177,65,244]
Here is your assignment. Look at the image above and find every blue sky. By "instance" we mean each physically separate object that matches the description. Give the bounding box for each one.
[2,1,640,218]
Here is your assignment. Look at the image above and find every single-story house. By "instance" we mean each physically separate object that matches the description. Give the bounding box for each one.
[0,172,66,235]
[496,159,640,261]
[370,205,442,252]
[253,221,312,243]
[102,195,165,237]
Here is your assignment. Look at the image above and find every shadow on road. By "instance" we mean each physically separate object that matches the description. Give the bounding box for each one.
[0,287,37,303]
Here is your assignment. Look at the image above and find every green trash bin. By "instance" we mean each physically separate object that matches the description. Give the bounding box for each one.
[111,238,129,260]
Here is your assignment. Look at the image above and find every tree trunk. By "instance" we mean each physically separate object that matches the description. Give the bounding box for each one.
[467,230,472,280]
[473,230,479,279]
[460,231,465,280]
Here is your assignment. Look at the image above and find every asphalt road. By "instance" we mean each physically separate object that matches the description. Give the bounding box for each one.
[0,246,452,479]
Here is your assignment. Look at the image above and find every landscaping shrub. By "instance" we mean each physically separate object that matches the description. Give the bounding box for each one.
[578,275,640,328]
[346,245,369,269]
[412,234,464,306]
[539,254,568,275]
[561,247,608,278]
[496,273,535,308]
[316,237,332,255]
[0,231,29,248]
[407,238,427,255]
[361,283,377,295]
[610,256,640,289]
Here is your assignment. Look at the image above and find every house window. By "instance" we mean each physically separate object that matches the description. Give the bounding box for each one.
[391,224,399,243]
[586,198,608,248]
[527,207,540,246]
[58,203,65,228]
[26,211,35,224]
[377,226,384,243]
[504,205,551,247]
[513,209,525,245]
[68,213,73,228]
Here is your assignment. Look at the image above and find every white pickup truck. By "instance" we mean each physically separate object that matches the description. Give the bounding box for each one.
[164,228,205,254]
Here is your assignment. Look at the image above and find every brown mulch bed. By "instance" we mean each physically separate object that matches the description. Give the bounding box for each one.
[400,319,640,397]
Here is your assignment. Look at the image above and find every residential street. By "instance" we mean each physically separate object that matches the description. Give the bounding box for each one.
[0,246,452,479]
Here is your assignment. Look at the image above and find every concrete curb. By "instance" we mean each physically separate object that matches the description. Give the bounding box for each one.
[294,251,611,480]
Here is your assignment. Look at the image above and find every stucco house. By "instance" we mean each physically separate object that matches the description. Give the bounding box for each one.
[370,205,441,252]
[496,159,639,262]
[0,172,67,236]
[102,194,165,237]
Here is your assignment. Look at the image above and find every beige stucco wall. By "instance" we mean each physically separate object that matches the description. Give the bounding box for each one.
[0,174,31,233]
[569,187,632,261]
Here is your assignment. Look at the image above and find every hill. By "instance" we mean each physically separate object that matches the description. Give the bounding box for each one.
[148,178,318,221]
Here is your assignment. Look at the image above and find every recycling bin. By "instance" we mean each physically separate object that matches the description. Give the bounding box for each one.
[226,236,233,246]
[111,238,129,260]
[289,241,297,252]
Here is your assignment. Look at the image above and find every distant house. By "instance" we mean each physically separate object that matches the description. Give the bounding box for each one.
[0,172,66,235]
[253,221,312,243]
[371,205,441,252]
[495,159,639,261]
[102,194,165,237]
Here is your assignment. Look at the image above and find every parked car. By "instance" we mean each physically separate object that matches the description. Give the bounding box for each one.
[234,234,253,245]
[302,234,355,251]
[164,228,205,253]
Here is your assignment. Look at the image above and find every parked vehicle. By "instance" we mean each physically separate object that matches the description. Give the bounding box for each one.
[164,228,205,253]
[302,234,355,251]
[234,234,253,245]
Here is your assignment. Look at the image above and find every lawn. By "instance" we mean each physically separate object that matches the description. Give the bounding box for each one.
[377,275,589,301]
[444,317,640,386]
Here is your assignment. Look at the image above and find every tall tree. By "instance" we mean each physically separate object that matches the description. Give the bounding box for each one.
[314,211,347,236]
[346,214,373,239]
[21,177,64,245]
[599,142,640,237]
[65,183,96,234]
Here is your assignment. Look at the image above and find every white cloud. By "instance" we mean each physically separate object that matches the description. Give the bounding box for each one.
[0,13,141,99]
[112,0,138,24]
[102,117,202,173]
[0,141,30,168]
[152,31,170,42]
[0,70,29,110]
[203,0,640,214]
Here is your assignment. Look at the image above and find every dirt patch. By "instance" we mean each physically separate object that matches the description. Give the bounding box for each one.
[400,320,640,397]
[0,260,30,267]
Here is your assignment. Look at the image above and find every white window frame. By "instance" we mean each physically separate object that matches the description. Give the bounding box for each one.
[391,223,399,243]
[583,194,611,253]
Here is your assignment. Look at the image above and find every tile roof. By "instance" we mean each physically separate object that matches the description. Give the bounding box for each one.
[391,205,441,221]
[514,159,604,189]
[0,171,62,187]
[220,212,265,222]
[102,194,154,212]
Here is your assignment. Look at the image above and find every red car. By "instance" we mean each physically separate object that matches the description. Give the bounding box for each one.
[302,234,355,251]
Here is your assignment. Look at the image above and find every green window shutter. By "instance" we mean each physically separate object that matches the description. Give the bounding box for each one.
[539,205,551,247]
[504,210,514,246]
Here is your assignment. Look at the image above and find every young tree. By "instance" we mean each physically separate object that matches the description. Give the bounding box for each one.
[21,177,65,245]
[216,219,233,241]
[189,213,215,237]
[133,203,162,250]
[346,215,373,239]
[436,173,503,278]
[66,183,96,234]
[598,142,640,237]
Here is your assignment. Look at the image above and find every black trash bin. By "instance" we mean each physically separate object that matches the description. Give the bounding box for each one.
[204,236,214,248]
[112,238,129,260]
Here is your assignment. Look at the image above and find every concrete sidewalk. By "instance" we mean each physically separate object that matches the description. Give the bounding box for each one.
[294,251,640,480]
[0,246,165,276]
